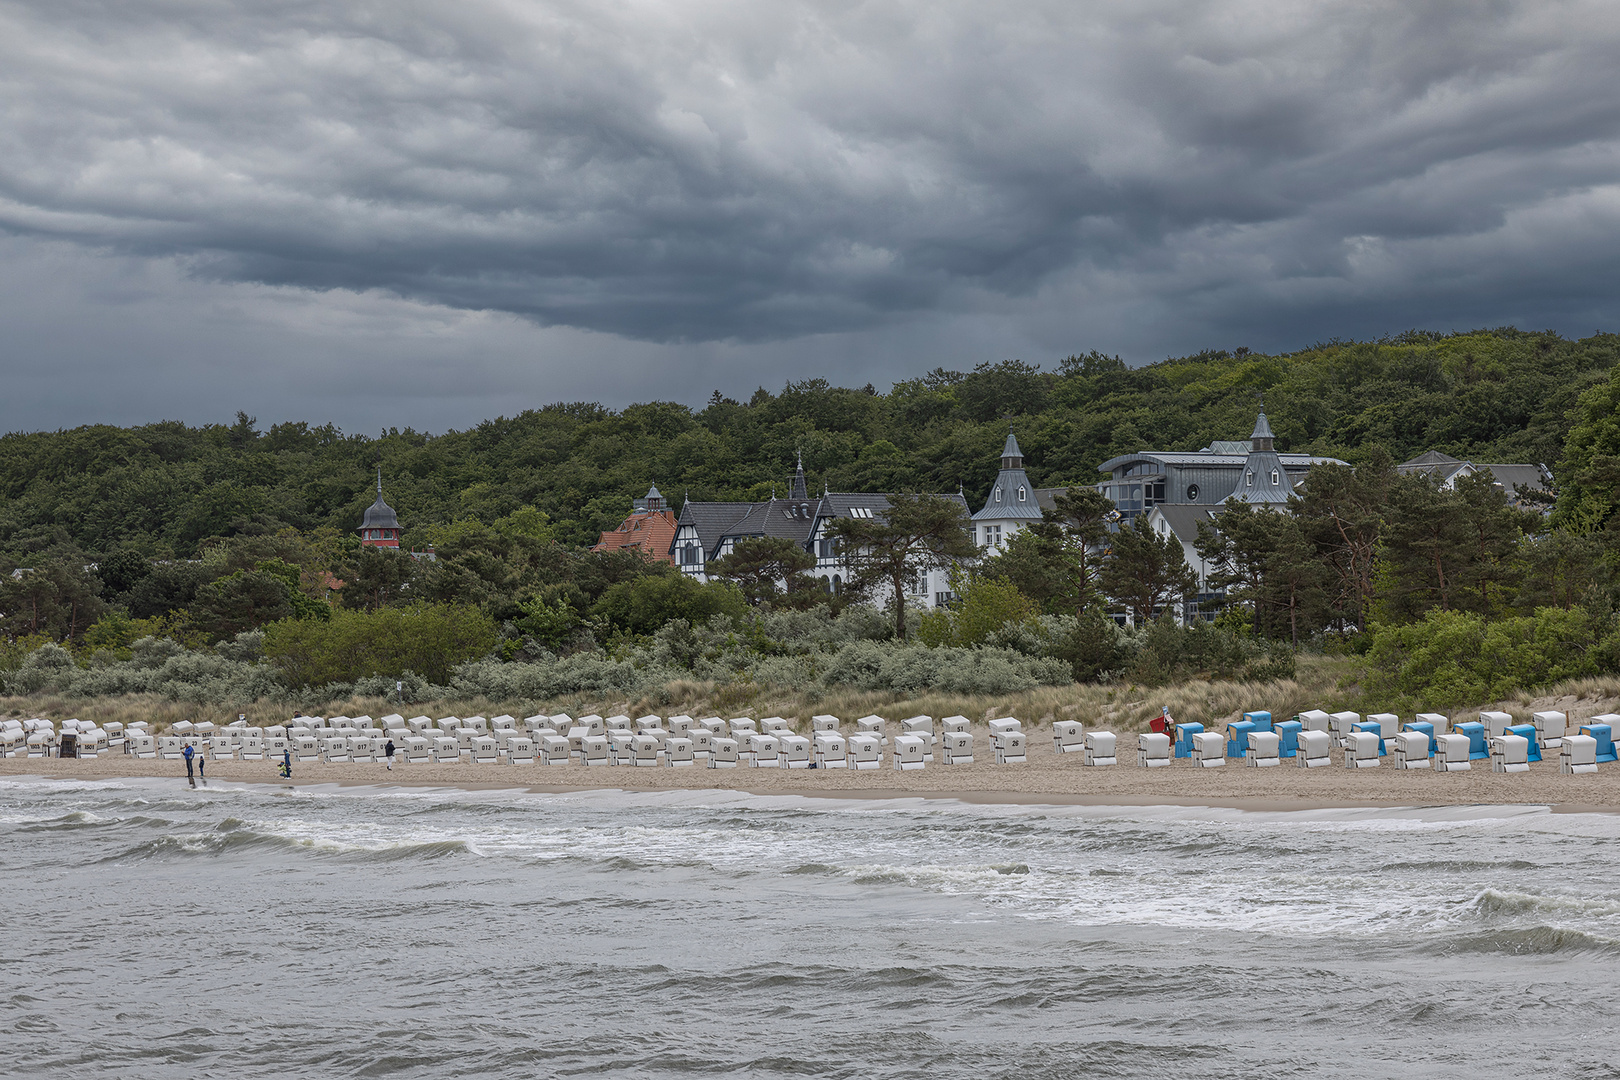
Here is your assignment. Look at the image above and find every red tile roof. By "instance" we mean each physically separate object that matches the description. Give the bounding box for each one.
[592,509,678,563]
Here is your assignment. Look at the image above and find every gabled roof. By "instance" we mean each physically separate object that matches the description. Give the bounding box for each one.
[718,497,822,545]
[1481,464,1548,493]
[1033,487,1066,512]
[1401,450,1461,467]
[814,492,971,530]
[1149,503,1222,544]
[818,492,894,517]
[675,501,757,555]
[1396,451,1549,493]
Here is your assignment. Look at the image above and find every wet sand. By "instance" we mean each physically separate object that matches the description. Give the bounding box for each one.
[5,736,1615,812]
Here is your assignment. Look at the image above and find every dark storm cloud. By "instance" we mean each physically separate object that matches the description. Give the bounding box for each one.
[2,0,1615,355]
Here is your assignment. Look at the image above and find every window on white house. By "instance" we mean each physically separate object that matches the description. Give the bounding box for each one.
[1246,471,1254,487]
[1270,468,1280,485]
[995,489,1002,502]
[1018,486,1027,502]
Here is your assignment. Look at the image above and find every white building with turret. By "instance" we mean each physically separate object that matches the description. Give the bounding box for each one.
[970,432,1064,553]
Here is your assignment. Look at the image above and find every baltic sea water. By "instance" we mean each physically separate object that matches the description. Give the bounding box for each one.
[2,777,1618,1077]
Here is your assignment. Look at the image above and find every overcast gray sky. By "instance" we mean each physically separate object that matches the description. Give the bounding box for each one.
[2,0,1617,434]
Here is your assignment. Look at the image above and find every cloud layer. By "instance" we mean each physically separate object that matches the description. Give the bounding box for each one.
[1,0,1618,429]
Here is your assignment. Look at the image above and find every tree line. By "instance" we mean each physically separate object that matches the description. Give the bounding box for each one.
[5,326,1620,704]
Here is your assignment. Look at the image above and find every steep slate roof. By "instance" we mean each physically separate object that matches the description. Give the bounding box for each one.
[1228,452,1294,503]
[1033,487,1066,512]
[718,496,823,545]
[1396,451,1549,495]
[1151,503,1222,544]
[674,501,757,558]
[817,492,895,519]
[1481,464,1548,493]
[820,492,970,525]
[974,430,1044,521]
[1229,410,1293,504]
[1397,450,1470,484]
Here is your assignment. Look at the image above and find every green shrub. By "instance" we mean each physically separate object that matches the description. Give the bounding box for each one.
[592,575,747,636]
[1114,617,1286,686]
[264,603,498,686]
[818,640,1072,694]
[917,577,1039,648]
[1365,607,1610,709]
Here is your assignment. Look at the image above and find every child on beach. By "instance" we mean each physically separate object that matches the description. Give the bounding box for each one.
[279,748,292,779]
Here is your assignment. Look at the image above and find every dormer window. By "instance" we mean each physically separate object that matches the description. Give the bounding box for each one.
[1246,471,1254,487]
[995,489,1002,503]
[1270,468,1280,486]
[1018,486,1027,502]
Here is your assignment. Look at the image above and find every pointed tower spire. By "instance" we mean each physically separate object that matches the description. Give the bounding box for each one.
[377,465,383,496]
[1001,430,1024,470]
[789,450,808,501]
[976,429,1039,522]
[1250,409,1275,452]
[1233,402,1290,506]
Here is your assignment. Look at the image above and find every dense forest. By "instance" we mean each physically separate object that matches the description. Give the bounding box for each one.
[2,327,1613,558]
[5,326,1620,708]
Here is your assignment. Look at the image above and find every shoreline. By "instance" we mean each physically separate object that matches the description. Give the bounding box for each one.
[6,754,1619,814]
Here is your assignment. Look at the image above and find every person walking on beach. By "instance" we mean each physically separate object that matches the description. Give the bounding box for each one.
[279,748,292,779]
[182,742,196,788]
[384,737,395,770]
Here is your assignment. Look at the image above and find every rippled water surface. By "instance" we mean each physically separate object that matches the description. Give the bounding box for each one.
[3,777,1618,1078]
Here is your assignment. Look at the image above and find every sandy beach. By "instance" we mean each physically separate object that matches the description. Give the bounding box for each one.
[6,735,1615,812]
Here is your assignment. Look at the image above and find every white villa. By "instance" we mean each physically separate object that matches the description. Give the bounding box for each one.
[670,456,969,610]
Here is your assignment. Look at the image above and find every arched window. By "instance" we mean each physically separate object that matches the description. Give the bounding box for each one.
[1270,468,1280,486]
[1018,486,1027,502]
[995,488,1002,503]
[832,574,842,595]
[1246,471,1254,487]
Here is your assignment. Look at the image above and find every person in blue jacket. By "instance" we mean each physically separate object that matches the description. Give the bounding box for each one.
[182,742,196,788]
